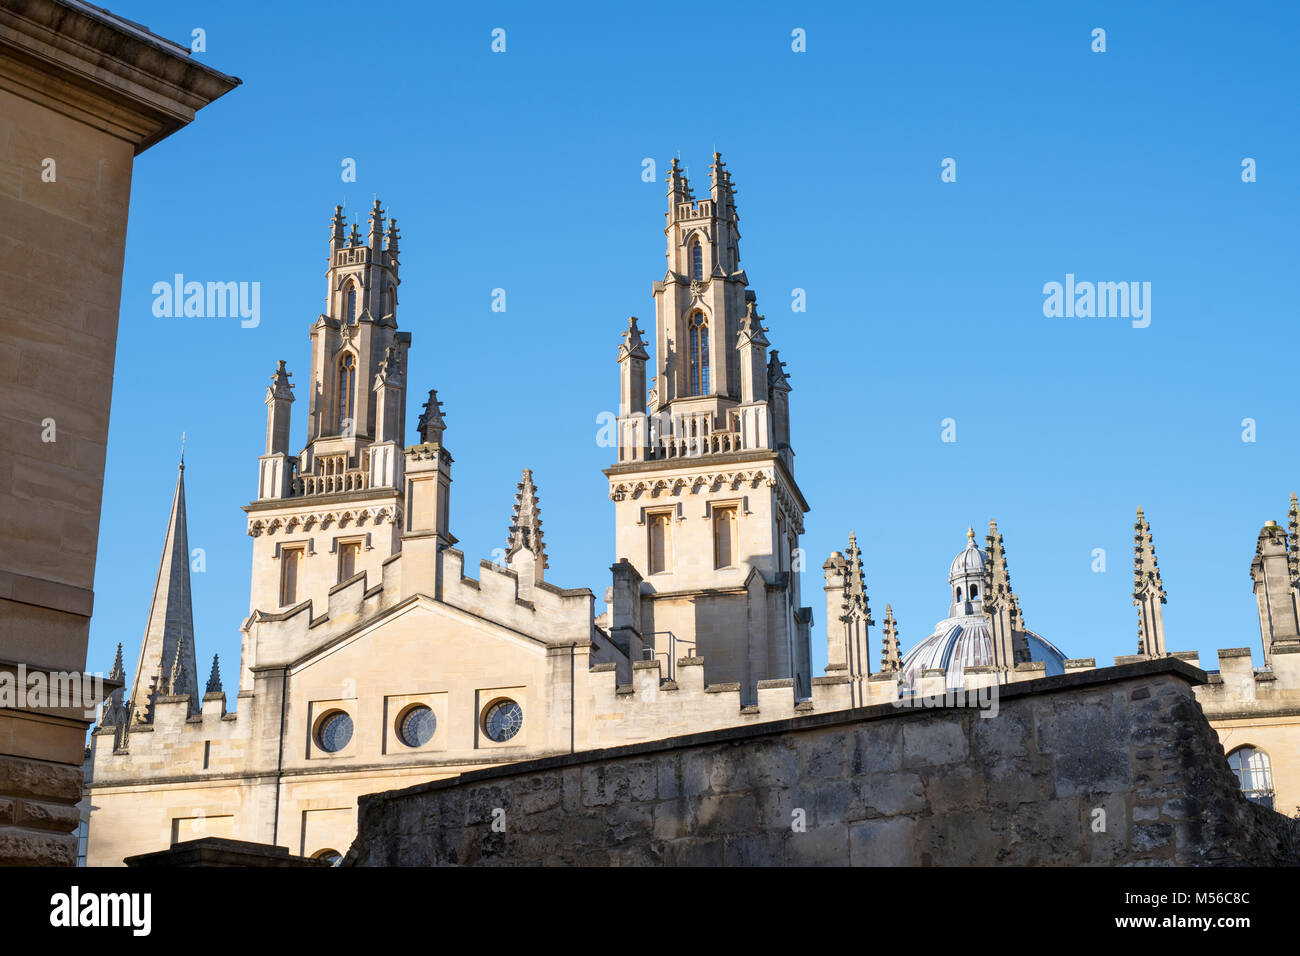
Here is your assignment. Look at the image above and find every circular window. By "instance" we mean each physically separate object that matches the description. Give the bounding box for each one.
[316,711,353,753]
[399,705,436,748]
[483,699,523,742]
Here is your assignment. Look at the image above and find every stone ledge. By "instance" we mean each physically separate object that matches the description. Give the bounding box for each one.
[125,837,328,867]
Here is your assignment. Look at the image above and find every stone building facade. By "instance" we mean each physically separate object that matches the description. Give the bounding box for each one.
[0,0,236,866]
[86,163,823,865]
[84,158,1300,866]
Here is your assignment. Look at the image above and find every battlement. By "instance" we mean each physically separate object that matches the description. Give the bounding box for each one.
[581,654,852,747]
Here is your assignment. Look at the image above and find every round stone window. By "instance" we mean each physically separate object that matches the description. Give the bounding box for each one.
[399,705,436,748]
[483,699,523,742]
[316,711,353,753]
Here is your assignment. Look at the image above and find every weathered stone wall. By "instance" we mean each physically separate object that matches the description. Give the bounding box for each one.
[345,659,1300,866]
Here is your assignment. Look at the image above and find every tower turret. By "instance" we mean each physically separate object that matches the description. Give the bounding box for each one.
[1252,513,1300,664]
[605,156,812,703]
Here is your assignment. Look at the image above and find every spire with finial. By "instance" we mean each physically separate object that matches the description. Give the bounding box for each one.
[767,349,791,392]
[619,316,649,362]
[367,198,384,251]
[983,518,1031,672]
[505,468,548,574]
[347,219,361,247]
[167,634,192,699]
[205,654,222,696]
[330,204,346,249]
[385,216,400,257]
[109,642,125,683]
[1132,507,1168,658]
[841,532,873,625]
[416,389,447,445]
[880,605,902,674]
[128,458,199,723]
[1288,493,1299,588]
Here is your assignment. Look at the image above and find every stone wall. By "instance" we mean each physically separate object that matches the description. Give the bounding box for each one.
[345,658,1300,866]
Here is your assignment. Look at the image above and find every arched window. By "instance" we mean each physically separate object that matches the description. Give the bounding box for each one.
[970,584,979,598]
[690,240,704,281]
[688,312,709,396]
[346,284,357,323]
[956,587,962,601]
[1227,746,1274,808]
[337,352,356,434]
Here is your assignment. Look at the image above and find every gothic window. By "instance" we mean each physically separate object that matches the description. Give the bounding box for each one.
[714,506,737,569]
[688,313,710,396]
[280,546,304,606]
[337,539,361,582]
[691,239,704,281]
[648,512,672,574]
[346,283,358,323]
[1227,746,1274,808]
[337,352,356,435]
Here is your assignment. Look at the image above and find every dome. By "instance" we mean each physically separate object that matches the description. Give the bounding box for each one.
[900,527,1067,693]
[900,619,1067,693]
[948,528,987,582]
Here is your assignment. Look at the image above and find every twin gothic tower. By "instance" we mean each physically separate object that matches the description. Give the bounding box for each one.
[604,153,814,700]
[119,156,813,727]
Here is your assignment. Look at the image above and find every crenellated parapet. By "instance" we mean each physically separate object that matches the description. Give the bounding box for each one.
[582,655,854,747]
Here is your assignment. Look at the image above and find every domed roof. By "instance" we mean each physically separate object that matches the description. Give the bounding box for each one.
[948,528,987,581]
[900,618,1066,693]
[900,526,1067,693]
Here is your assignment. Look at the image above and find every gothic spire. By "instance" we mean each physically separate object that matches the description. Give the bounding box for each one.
[205,654,222,695]
[840,532,872,624]
[1288,492,1299,588]
[167,633,192,699]
[505,469,547,572]
[1132,507,1168,658]
[880,605,902,674]
[416,389,446,444]
[619,316,649,362]
[129,461,200,723]
[983,519,1030,672]
[109,642,125,682]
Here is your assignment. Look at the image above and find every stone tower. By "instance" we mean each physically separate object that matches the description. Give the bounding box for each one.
[604,154,813,702]
[244,201,410,638]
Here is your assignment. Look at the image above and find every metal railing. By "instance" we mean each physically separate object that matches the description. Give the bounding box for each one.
[641,630,695,682]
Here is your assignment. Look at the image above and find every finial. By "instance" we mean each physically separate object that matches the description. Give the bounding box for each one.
[179,432,186,470]
[967,526,974,541]
[205,654,222,695]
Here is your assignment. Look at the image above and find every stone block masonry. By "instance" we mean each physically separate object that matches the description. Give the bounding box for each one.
[345,658,1300,866]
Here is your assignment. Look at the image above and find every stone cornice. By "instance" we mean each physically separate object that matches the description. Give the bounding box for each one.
[0,0,240,154]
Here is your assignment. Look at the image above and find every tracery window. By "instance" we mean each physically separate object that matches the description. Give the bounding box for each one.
[688,312,709,396]
[691,240,704,281]
[337,352,356,434]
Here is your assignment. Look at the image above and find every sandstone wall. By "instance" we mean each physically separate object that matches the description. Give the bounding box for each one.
[345,658,1300,866]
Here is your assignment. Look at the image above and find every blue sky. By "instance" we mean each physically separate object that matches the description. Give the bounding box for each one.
[91,1,1299,691]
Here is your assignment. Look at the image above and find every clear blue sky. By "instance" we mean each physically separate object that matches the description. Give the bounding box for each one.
[90,1,1300,692]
